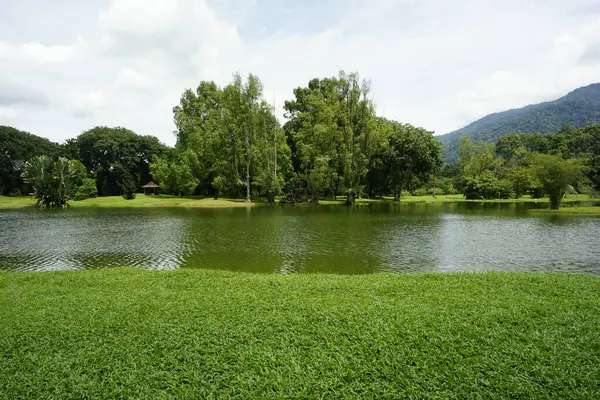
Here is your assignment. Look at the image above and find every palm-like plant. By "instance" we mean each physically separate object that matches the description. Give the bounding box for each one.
[22,156,79,208]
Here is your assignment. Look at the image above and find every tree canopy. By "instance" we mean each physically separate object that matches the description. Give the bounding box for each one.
[0,126,60,195]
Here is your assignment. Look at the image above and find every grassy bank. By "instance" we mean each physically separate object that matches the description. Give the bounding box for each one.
[0,195,261,209]
[1,269,599,398]
[529,206,600,215]
[1,193,598,209]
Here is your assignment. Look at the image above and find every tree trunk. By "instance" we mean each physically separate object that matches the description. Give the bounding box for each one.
[245,161,251,203]
[549,194,561,210]
[393,183,400,202]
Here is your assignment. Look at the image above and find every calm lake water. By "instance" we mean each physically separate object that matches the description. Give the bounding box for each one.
[1,203,599,275]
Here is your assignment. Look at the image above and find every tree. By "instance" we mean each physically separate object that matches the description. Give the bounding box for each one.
[0,126,60,195]
[458,137,497,178]
[150,153,199,196]
[118,173,138,200]
[464,171,512,200]
[384,121,443,201]
[530,154,585,209]
[173,75,289,201]
[504,167,538,198]
[22,156,82,208]
[71,127,166,196]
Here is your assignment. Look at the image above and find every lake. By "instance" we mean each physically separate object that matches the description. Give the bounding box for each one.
[1,203,599,274]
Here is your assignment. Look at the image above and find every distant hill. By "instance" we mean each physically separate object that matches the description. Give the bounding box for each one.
[437,83,600,162]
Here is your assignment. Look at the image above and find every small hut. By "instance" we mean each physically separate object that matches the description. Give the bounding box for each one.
[142,181,159,195]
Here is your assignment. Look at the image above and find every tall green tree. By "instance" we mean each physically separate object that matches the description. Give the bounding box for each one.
[383,121,443,200]
[150,152,199,197]
[530,154,585,209]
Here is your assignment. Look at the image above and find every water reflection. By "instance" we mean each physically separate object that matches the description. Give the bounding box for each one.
[0,204,599,275]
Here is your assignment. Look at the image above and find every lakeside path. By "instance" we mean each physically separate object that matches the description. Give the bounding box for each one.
[1,269,599,398]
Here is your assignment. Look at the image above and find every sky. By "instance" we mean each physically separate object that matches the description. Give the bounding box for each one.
[1,0,600,146]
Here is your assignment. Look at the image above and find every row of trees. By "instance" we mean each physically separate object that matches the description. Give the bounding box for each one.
[163,71,442,204]
[1,125,168,206]
[5,71,596,209]
[434,124,600,209]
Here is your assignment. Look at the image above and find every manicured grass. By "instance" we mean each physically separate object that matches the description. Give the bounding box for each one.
[68,195,262,208]
[2,193,598,209]
[0,195,261,209]
[1,269,599,398]
[529,206,600,215]
[0,195,37,208]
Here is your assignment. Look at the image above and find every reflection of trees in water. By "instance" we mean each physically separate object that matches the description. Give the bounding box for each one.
[374,206,444,273]
[178,207,291,273]
[2,206,599,274]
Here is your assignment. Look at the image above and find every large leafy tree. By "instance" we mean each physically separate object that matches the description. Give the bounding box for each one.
[70,127,166,196]
[530,154,585,209]
[0,126,60,195]
[150,150,200,196]
[284,72,382,203]
[173,74,290,201]
[382,120,443,200]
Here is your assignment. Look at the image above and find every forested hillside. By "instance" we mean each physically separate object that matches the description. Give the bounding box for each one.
[438,83,600,162]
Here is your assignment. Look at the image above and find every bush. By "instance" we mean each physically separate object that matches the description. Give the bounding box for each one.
[119,176,137,200]
[464,172,513,199]
[74,178,98,201]
[8,188,22,197]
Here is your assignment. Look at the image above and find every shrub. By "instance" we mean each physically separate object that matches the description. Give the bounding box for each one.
[464,172,513,199]
[74,178,98,201]
[119,176,137,200]
[8,188,22,197]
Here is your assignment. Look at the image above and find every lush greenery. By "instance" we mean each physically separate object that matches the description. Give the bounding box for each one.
[0,269,598,398]
[438,83,600,162]
[63,126,168,196]
[0,126,60,195]
[437,124,599,209]
[3,75,599,208]
[21,156,86,208]
[3,193,598,210]
[170,71,442,204]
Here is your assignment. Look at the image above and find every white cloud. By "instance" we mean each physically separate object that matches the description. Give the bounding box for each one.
[0,37,87,63]
[455,16,600,125]
[1,0,600,144]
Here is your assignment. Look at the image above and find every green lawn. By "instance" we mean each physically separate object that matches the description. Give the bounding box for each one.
[1,269,599,398]
[0,195,262,209]
[1,193,598,209]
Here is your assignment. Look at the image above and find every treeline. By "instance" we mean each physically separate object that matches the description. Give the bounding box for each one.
[3,70,598,209]
[436,124,600,208]
[0,71,443,207]
[1,125,167,202]
[163,71,442,204]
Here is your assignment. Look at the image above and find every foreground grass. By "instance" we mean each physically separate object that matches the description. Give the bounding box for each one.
[529,206,600,215]
[1,270,599,399]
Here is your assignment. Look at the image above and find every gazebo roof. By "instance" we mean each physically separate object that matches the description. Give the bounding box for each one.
[142,181,159,188]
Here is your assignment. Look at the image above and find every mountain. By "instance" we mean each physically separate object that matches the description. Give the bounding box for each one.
[437,83,600,162]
